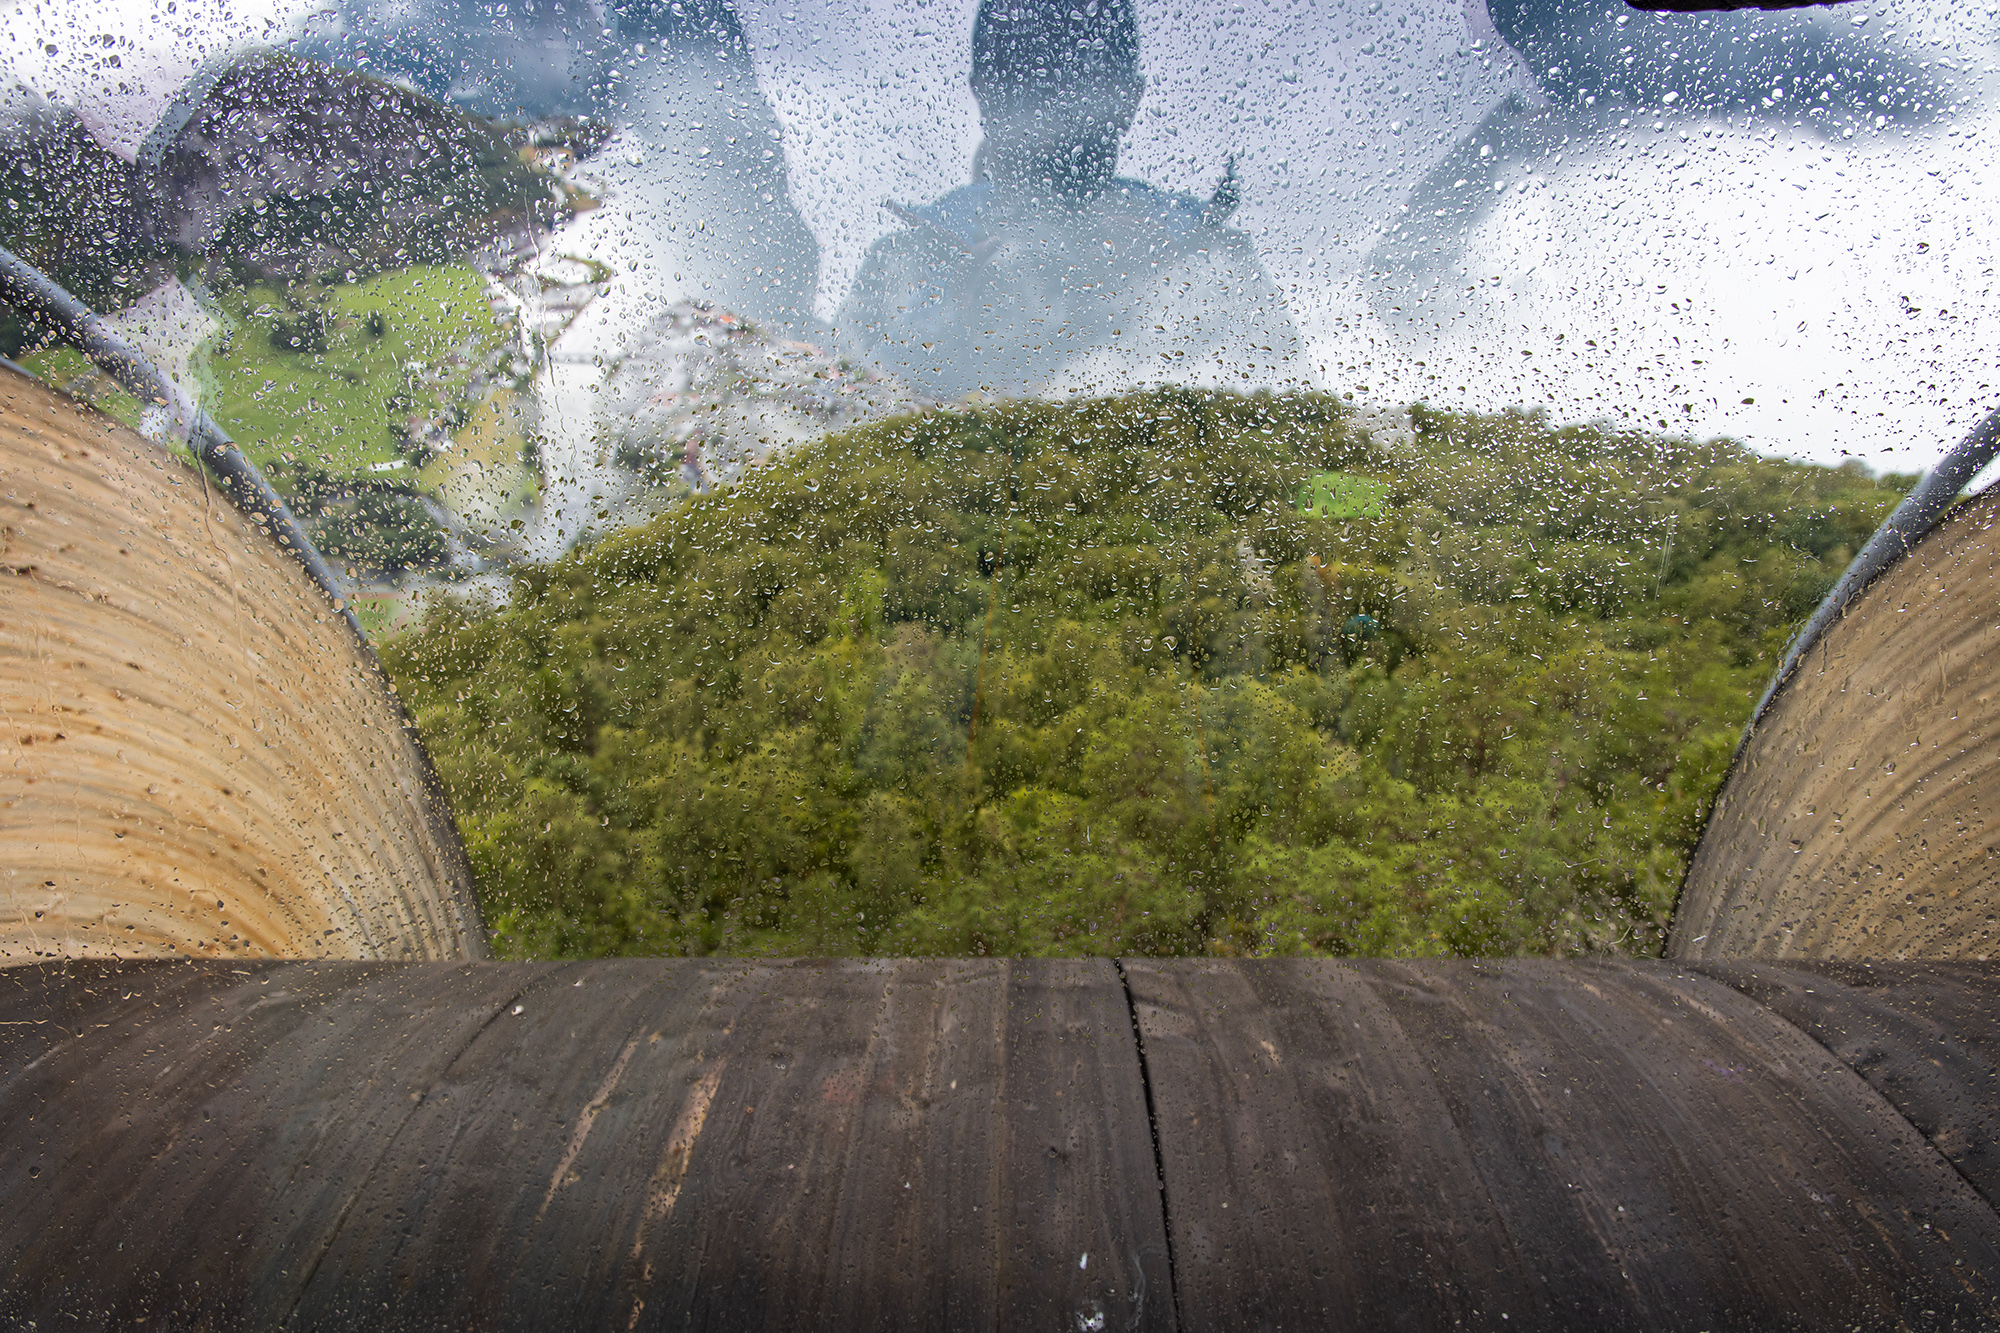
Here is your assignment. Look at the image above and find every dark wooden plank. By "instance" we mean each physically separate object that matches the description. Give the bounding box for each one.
[1695,960,2000,1212]
[659,960,972,1327]
[0,957,270,1077]
[6,958,1997,1328]
[992,959,1170,1332]
[1125,957,1559,1330]
[1126,958,2000,1331]
[0,961,553,1328]
[634,958,1169,1331]
[283,957,742,1329]
[815,958,1014,1327]
[290,957,1168,1330]
[0,959,1170,1328]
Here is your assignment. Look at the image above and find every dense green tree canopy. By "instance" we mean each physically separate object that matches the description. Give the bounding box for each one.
[381,390,1904,959]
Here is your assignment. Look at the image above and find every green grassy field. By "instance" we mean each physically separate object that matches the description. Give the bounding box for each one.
[194,265,509,485]
[1299,470,1390,519]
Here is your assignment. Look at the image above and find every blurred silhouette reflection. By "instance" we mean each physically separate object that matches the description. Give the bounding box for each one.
[837,0,1304,400]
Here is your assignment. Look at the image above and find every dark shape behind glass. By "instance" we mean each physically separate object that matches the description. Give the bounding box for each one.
[1484,0,1942,116]
[969,0,1143,206]
[837,0,1304,400]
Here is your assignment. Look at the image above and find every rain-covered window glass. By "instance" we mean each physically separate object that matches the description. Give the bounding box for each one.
[1,0,1992,963]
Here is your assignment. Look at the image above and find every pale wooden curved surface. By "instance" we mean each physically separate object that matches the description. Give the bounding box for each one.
[1674,483,2000,961]
[0,368,484,962]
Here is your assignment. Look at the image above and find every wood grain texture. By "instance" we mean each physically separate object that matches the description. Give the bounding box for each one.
[0,367,483,962]
[0,958,1171,1332]
[1693,960,2000,1215]
[1125,958,2000,1331]
[0,960,1994,1328]
[1674,485,2000,961]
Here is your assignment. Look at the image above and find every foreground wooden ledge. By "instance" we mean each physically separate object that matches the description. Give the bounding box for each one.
[2,957,1994,1329]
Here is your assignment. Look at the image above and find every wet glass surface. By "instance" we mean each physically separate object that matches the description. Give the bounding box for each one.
[2,0,1995,962]
[3,9,1999,1323]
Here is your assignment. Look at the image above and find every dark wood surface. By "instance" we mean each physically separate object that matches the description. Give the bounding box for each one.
[0,959,1995,1329]
[0,958,1169,1331]
[1124,958,2000,1331]
[0,959,551,1328]
[1694,960,2000,1214]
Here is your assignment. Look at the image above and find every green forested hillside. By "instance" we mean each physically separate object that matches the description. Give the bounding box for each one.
[380,390,1905,959]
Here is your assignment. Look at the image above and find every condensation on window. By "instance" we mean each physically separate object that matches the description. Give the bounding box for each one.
[1,0,1994,965]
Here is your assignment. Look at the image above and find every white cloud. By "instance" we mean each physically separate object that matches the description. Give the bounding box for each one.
[0,0,319,159]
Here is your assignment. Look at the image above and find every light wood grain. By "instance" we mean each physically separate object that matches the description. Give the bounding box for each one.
[0,367,483,961]
[1674,485,2000,960]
